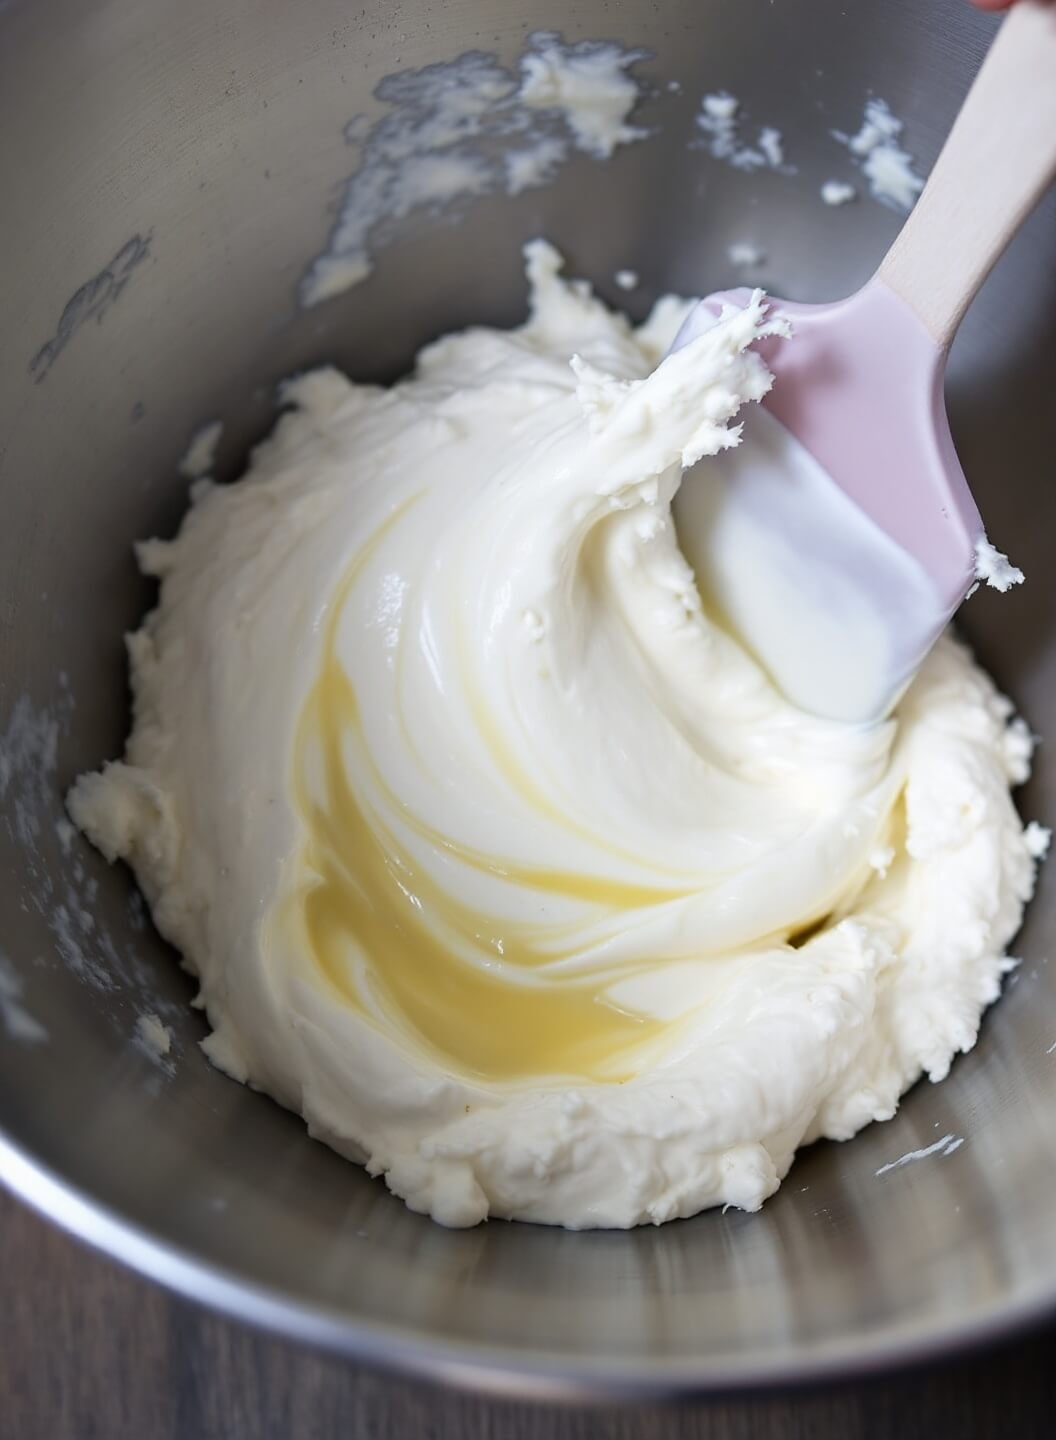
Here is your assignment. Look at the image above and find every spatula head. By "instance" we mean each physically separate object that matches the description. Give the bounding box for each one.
[671,279,984,725]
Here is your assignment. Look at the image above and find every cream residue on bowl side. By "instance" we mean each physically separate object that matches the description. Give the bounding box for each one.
[302,34,653,306]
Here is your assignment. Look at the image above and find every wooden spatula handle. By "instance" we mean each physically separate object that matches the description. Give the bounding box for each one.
[878,0,1056,351]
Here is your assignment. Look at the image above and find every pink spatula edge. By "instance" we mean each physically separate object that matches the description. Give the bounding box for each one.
[672,0,1056,724]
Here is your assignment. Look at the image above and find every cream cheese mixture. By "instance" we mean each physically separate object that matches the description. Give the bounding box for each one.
[70,244,1045,1228]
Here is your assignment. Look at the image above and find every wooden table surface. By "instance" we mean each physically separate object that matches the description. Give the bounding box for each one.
[4,1186,1055,1440]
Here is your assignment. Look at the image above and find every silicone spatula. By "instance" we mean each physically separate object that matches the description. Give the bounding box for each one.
[671,0,1056,724]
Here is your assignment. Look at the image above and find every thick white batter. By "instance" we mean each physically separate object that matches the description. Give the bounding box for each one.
[70,244,1044,1228]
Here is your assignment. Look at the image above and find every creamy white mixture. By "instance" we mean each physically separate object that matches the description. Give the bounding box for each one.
[178,419,224,481]
[696,93,790,175]
[835,98,925,212]
[727,242,767,269]
[820,179,857,207]
[973,537,1025,595]
[303,35,649,305]
[70,245,1044,1229]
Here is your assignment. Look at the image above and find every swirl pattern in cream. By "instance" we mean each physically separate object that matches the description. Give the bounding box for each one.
[70,244,1043,1227]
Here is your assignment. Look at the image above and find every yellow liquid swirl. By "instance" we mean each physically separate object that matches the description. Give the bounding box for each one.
[283,512,685,1084]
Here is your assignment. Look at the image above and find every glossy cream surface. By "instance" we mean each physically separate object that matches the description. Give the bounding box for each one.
[69,245,1043,1227]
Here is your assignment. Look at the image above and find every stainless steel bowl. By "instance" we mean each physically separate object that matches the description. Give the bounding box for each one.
[2,0,1054,1399]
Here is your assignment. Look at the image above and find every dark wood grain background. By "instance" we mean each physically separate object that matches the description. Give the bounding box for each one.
[3,1186,1054,1439]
